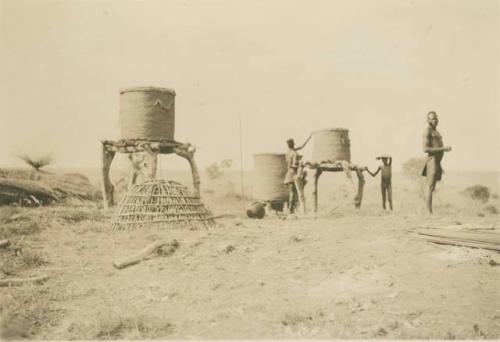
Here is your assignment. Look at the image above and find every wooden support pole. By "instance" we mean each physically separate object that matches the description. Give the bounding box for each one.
[142,144,158,179]
[100,144,116,210]
[174,145,201,197]
[313,169,322,213]
[186,155,201,197]
[354,168,365,209]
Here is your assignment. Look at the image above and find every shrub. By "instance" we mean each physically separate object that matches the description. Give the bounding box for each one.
[463,185,490,203]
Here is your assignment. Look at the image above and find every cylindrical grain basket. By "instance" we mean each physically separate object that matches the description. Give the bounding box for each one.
[253,153,288,202]
[312,129,351,163]
[119,87,176,140]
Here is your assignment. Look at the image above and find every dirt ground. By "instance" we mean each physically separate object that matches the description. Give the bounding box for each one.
[1,170,499,339]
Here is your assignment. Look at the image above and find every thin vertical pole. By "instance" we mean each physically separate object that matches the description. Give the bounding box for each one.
[239,113,244,197]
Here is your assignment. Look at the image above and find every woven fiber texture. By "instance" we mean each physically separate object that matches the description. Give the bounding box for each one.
[312,129,351,163]
[119,87,176,140]
[253,153,289,202]
[111,179,214,230]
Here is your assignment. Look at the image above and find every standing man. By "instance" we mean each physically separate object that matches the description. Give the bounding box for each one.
[422,111,452,214]
[284,134,312,214]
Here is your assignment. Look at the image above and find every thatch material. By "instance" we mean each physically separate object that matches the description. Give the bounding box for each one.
[312,129,351,163]
[0,178,58,205]
[111,179,214,230]
[253,153,288,202]
[119,87,176,140]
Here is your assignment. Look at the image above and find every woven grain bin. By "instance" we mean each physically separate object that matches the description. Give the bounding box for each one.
[120,87,176,140]
[312,129,351,163]
[253,153,288,202]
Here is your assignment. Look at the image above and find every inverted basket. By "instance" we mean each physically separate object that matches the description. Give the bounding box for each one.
[111,179,215,230]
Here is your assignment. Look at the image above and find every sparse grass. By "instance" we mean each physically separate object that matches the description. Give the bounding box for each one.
[0,243,48,276]
[52,207,108,224]
[0,286,63,340]
[0,207,22,222]
[66,311,175,340]
[0,221,41,237]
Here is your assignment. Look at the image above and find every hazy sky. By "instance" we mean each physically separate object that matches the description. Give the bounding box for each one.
[1,0,499,172]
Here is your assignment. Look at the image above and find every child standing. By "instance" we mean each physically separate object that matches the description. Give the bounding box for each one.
[366,155,393,210]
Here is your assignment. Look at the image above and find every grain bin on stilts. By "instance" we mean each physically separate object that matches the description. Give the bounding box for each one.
[312,129,351,163]
[119,87,176,141]
[100,86,205,218]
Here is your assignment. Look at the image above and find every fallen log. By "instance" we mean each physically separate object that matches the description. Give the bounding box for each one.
[417,235,500,251]
[0,274,50,287]
[418,228,500,245]
[113,239,178,269]
[0,239,9,248]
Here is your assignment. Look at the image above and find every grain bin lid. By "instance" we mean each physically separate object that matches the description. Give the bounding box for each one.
[120,86,176,95]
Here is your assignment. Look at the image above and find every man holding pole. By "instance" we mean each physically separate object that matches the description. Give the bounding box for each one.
[284,134,312,214]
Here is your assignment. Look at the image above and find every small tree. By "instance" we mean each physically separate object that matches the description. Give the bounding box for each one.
[205,159,234,195]
[18,154,53,172]
[205,159,233,180]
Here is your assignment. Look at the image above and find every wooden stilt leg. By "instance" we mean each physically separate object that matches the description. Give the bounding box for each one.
[294,179,306,215]
[354,168,365,209]
[313,169,322,213]
[145,151,158,179]
[186,155,201,197]
[173,144,201,197]
[100,144,116,210]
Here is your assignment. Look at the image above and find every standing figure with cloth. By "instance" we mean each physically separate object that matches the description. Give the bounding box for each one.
[422,111,452,214]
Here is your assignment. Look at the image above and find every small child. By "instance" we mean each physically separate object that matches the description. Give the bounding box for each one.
[366,155,393,210]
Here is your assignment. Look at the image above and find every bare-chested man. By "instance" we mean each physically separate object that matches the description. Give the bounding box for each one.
[422,111,452,214]
[366,155,393,210]
[284,134,311,214]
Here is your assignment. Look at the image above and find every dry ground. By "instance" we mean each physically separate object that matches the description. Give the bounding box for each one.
[0,170,499,339]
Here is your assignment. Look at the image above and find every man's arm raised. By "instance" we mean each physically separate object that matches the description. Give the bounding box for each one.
[295,133,312,151]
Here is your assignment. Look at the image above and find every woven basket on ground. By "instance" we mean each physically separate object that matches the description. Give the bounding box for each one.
[111,179,214,230]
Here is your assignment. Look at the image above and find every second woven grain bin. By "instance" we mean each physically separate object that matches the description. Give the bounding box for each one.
[253,153,288,202]
[312,129,351,163]
[119,87,176,141]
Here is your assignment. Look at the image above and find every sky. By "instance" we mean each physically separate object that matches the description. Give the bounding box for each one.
[1,0,499,172]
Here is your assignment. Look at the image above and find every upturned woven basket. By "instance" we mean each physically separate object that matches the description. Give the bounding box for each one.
[111,179,215,230]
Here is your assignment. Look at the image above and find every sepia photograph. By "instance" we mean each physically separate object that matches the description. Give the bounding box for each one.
[0,0,499,340]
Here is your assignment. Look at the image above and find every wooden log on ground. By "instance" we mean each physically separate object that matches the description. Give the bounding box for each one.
[418,228,500,245]
[113,239,178,269]
[417,235,500,252]
[0,274,50,287]
[0,239,9,248]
